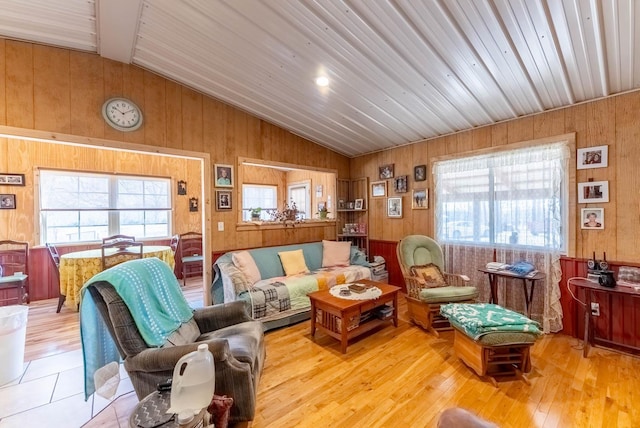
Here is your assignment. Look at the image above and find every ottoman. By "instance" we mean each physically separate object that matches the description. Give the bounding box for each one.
[440,303,542,385]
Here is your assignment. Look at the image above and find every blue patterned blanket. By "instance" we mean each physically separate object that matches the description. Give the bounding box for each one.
[440,303,542,340]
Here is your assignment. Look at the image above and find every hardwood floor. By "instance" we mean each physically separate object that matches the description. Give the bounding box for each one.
[24,287,640,427]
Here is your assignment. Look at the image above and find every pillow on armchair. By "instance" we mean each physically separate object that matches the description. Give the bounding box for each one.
[410,263,447,287]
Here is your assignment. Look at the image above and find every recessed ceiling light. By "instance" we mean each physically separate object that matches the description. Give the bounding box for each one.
[315,76,329,87]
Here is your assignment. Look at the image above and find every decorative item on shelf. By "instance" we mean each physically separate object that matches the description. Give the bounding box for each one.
[189,197,199,212]
[0,173,25,186]
[338,199,345,209]
[414,165,426,181]
[269,200,302,227]
[0,194,16,209]
[354,198,364,210]
[177,180,187,195]
[250,207,262,220]
[316,202,330,220]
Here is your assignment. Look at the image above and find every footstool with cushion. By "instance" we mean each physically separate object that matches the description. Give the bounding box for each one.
[440,303,542,385]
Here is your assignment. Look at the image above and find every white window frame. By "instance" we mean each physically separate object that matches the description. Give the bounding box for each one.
[287,181,310,219]
[241,184,278,221]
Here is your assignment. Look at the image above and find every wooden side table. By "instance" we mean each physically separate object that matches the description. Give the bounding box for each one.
[478,267,546,318]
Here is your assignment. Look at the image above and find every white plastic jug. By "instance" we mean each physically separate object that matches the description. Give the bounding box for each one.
[168,343,215,414]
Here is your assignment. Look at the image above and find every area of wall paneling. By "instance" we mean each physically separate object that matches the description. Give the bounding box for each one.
[0,40,350,264]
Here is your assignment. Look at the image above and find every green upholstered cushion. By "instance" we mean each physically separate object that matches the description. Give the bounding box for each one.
[398,235,444,270]
[418,285,478,303]
[451,321,538,346]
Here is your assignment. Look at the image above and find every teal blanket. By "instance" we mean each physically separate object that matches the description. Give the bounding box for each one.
[80,258,194,399]
[440,303,542,340]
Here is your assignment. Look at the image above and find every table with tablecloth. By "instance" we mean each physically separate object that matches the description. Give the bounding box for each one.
[59,245,175,310]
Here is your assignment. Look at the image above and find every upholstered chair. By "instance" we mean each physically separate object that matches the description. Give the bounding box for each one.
[396,235,478,335]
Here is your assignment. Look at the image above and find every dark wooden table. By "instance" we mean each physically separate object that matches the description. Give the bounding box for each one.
[568,278,640,357]
[308,280,399,353]
[478,267,546,318]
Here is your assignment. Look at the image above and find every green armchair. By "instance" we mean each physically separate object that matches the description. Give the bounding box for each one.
[396,235,478,335]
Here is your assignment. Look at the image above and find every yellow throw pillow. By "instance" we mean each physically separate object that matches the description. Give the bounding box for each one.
[322,240,351,267]
[410,263,446,287]
[278,249,310,276]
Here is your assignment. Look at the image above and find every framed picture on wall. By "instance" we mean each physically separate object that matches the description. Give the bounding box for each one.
[393,175,408,193]
[387,197,402,218]
[578,181,609,203]
[577,145,608,169]
[0,194,16,209]
[214,164,234,188]
[0,173,25,186]
[414,165,426,181]
[371,180,387,198]
[378,164,394,179]
[581,208,604,230]
[216,190,232,211]
[412,189,428,209]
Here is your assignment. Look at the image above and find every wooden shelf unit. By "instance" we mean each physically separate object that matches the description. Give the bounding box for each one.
[336,177,369,258]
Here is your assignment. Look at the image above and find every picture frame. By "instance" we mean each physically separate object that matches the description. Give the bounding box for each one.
[0,194,16,209]
[577,145,608,170]
[578,181,609,203]
[0,173,25,186]
[371,180,387,198]
[378,163,394,179]
[414,165,426,182]
[354,198,364,210]
[412,188,428,209]
[387,197,402,218]
[338,199,345,209]
[216,190,232,211]
[177,180,187,195]
[214,164,234,188]
[581,208,604,230]
[189,197,199,212]
[393,175,408,193]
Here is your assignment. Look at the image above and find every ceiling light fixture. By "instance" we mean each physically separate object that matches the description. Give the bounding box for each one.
[315,76,329,87]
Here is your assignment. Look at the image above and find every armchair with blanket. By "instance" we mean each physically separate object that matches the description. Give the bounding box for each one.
[81,258,265,424]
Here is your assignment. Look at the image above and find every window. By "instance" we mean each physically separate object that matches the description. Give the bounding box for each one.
[288,182,310,219]
[241,184,277,221]
[433,143,569,250]
[39,170,171,244]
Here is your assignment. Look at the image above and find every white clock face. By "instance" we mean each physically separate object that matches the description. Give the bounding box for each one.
[102,98,143,131]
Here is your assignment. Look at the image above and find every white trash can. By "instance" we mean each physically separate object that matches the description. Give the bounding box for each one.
[0,305,29,386]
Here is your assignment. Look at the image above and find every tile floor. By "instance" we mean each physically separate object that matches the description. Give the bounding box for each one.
[0,348,137,427]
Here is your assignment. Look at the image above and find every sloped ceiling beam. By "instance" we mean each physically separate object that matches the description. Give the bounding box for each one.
[96,0,143,63]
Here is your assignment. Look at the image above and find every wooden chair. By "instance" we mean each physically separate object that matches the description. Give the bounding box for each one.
[102,234,136,245]
[0,240,29,304]
[45,243,66,313]
[396,235,478,336]
[178,232,203,286]
[101,240,144,270]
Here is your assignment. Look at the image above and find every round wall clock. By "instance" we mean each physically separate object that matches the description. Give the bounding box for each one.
[102,98,143,132]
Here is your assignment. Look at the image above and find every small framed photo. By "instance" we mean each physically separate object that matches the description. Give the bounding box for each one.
[394,175,408,193]
[387,197,402,218]
[379,163,394,179]
[177,180,187,195]
[371,180,387,198]
[581,208,604,230]
[414,165,426,181]
[189,197,199,212]
[0,194,16,209]
[0,174,25,186]
[578,181,609,203]
[577,145,608,169]
[412,189,428,209]
[214,164,234,188]
[216,190,232,211]
[354,198,364,210]
[338,199,345,209]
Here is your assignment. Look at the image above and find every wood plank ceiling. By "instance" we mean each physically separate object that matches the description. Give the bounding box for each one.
[0,0,638,157]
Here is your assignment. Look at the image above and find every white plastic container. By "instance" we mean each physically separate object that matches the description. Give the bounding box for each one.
[168,343,215,415]
[0,305,29,386]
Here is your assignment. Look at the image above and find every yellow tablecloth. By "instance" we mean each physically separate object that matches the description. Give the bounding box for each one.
[59,245,175,310]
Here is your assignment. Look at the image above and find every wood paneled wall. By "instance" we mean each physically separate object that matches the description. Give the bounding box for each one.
[286,169,336,219]
[351,92,640,263]
[0,40,349,257]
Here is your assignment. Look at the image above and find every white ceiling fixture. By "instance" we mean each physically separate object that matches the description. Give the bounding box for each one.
[0,0,638,157]
[315,76,329,87]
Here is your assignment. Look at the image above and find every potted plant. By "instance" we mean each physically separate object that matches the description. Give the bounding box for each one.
[317,206,330,220]
[250,207,262,220]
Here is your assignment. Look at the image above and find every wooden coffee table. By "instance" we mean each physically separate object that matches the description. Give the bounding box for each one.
[308,280,400,353]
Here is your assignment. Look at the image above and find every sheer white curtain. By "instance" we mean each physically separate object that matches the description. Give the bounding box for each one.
[434,142,570,333]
